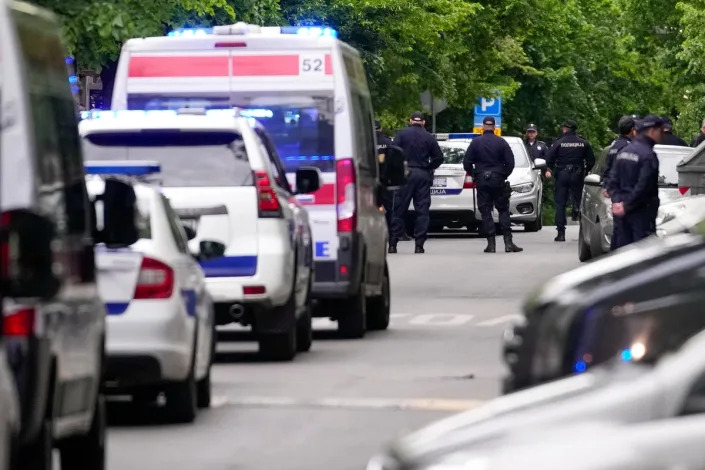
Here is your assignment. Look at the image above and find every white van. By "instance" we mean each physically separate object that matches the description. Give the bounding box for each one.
[110,23,394,337]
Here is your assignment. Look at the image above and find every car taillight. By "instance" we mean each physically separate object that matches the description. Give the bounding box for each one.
[336,158,357,233]
[4,307,35,337]
[134,257,174,300]
[463,174,476,189]
[255,170,282,217]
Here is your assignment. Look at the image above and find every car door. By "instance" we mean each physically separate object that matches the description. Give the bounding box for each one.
[582,147,608,241]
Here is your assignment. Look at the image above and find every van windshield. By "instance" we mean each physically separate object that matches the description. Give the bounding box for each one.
[126,94,336,173]
[82,131,253,187]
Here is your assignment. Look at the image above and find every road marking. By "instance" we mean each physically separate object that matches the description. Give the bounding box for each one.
[408,314,474,326]
[213,396,484,412]
[390,313,412,319]
[475,314,523,326]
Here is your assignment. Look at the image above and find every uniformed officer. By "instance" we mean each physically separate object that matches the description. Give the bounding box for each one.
[375,120,396,229]
[660,117,688,146]
[463,116,523,253]
[692,118,705,147]
[545,120,595,242]
[603,115,637,251]
[524,123,547,162]
[389,111,444,254]
[607,115,664,248]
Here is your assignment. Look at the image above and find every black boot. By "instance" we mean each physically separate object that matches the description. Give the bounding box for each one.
[484,237,496,253]
[415,245,425,254]
[388,244,397,254]
[504,234,523,253]
[555,231,565,242]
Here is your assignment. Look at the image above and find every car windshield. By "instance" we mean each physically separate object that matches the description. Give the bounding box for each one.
[440,139,530,168]
[126,94,335,173]
[82,131,253,187]
[656,146,692,186]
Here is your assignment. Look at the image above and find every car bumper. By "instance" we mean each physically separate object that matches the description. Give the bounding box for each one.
[105,297,195,387]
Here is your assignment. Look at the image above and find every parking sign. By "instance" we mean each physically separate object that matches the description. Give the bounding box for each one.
[473,96,502,128]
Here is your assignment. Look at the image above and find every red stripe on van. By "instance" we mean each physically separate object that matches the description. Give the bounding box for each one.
[232,55,299,76]
[325,55,333,75]
[128,56,229,77]
[298,183,335,205]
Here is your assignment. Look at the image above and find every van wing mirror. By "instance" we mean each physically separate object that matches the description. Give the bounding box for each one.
[93,178,140,248]
[295,167,321,194]
[533,158,547,169]
[0,210,61,299]
[198,240,226,261]
[584,174,602,185]
[380,145,407,188]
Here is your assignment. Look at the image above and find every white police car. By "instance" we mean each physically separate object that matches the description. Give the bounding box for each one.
[80,109,320,362]
[84,161,216,423]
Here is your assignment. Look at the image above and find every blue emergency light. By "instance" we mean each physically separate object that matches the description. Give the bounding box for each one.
[284,155,334,162]
[448,133,480,139]
[283,26,338,38]
[167,28,213,37]
[84,161,161,176]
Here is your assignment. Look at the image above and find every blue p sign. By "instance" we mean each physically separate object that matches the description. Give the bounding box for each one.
[474,97,502,116]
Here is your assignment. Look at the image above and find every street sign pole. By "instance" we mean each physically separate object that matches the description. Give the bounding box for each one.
[431,93,436,134]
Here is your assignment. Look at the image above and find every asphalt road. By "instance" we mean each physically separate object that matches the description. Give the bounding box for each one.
[106,226,580,470]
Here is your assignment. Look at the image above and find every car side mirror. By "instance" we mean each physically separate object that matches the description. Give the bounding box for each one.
[182,225,197,241]
[0,210,61,299]
[199,240,226,261]
[584,174,602,185]
[93,178,140,248]
[295,167,321,194]
[533,158,547,169]
[380,145,407,188]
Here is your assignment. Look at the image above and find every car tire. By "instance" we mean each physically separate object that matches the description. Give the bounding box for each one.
[578,220,592,262]
[524,207,543,232]
[196,369,211,409]
[165,370,198,424]
[367,263,391,331]
[337,277,367,339]
[59,394,106,470]
[259,290,298,361]
[296,306,313,353]
[18,419,53,470]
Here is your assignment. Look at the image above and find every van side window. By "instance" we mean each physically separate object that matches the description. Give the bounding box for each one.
[352,92,378,175]
[12,8,89,237]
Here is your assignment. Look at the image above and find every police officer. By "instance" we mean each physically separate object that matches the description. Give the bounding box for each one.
[545,120,595,242]
[524,123,547,162]
[389,111,444,254]
[660,117,688,146]
[603,115,637,251]
[607,115,664,248]
[375,120,396,229]
[463,116,523,253]
[692,118,705,147]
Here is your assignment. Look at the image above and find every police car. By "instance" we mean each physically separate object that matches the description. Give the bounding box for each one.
[80,109,320,361]
[419,133,546,233]
[108,22,394,338]
[83,161,216,423]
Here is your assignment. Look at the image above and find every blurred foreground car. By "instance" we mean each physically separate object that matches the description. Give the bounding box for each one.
[655,194,705,237]
[503,228,705,393]
[368,328,705,470]
[578,144,692,261]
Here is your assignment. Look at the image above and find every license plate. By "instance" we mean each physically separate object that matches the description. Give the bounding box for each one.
[432,177,447,187]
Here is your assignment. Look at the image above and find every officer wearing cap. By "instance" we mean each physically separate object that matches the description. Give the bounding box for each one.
[660,117,688,146]
[524,124,547,162]
[463,116,523,253]
[603,115,638,251]
[545,119,595,242]
[607,115,664,248]
[389,111,444,254]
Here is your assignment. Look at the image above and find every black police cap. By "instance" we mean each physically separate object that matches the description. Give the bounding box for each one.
[483,116,496,126]
[374,120,381,130]
[526,123,538,131]
[561,119,578,130]
[636,115,665,132]
[410,111,425,122]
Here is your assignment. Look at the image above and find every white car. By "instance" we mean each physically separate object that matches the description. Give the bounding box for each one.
[411,133,545,233]
[80,109,319,361]
[84,163,216,423]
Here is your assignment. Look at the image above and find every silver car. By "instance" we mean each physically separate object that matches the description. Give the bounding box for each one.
[578,144,693,261]
[423,134,545,233]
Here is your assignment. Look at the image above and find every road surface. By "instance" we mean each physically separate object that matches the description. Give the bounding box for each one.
[106,227,580,470]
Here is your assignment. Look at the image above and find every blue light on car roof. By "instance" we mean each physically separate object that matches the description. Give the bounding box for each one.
[448,133,480,139]
[620,349,633,362]
[85,162,161,176]
[167,27,213,37]
[281,26,338,38]
[80,110,179,120]
[65,56,75,65]
[284,155,334,161]
[68,75,79,84]
[574,361,587,373]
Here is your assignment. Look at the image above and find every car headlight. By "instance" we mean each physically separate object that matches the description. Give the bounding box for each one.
[511,182,534,193]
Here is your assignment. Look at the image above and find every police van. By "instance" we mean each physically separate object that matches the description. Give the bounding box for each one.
[110,23,395,338]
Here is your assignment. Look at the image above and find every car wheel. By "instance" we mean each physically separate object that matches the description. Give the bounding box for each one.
[524,206,543,232]
[296,305,313,352]
[259,291,298,361]
[336,271,367,339]
[60,394,106,470]
[196,369,211,409]
[18,419,53,470]
[367,262,390,331]
[578,220,592,262]
[164,369,198,423]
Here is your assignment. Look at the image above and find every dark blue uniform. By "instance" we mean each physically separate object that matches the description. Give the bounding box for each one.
[391,124,444,247]
[525,139,547,162]
[463,131,515,236]
[607,135,660,248]
[546,130,595,232]
[603,135,632,251]
[376,130,396,230]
